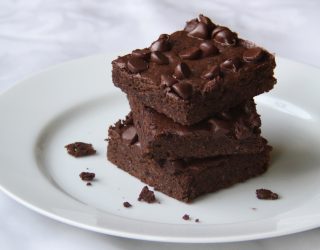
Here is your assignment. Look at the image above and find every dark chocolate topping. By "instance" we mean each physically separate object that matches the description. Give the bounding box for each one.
[160,74,178,87]
[201,65,220,79]
[243,47,264,62]
[150,51,169,65]
[173,62,191,79]
[127,58,148,73]
[199,41,219,57]
[172,82,193,100]
[188,22,209,39]
[150,37,171,52]
[179,47,201,60]
[220,58,241,73]
[131,48,150,59]
[212,26,238,46]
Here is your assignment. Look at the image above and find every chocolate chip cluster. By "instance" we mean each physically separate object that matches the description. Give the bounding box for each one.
[125,14,265,102]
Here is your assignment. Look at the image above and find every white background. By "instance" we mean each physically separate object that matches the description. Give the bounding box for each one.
[1,0,320,249]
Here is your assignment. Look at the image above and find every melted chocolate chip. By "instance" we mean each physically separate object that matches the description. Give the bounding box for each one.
[138,186,156,203]
[79,172,95,181]
[160,74,178,87]
[164,51,180,64]
[208,118,232,135]
[121,126,138,145]
[256,189,279,200]
[184,18,199,32]
[199,41,219,57]
[220,58,241,73]
[65,142,96,157]
[202,76,222,93]
[201,65,220,79]
[198,14,215,31]
[172,82,193,100]
[179,47,201,60]
[212,27,237,46]
[131,48,150,60]
[127,58,148,73]
[243,47,264,62]
[150,51,169,65]
[188,22,209,39]
[159,33,170,40]
[150,38,170,52]
[173,62,191,79]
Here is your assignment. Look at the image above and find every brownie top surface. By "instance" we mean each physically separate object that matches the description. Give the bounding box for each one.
[131,97,262,140]
[113,14,275,100]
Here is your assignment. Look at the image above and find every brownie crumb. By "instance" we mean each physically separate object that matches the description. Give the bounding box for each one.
[182,214,190,220]
[138,186,156,203]
[86,182,92,186]
[195,218,200,223]
[256,189,279,200]
[65,142,96,157]
[251,207,257,211]
[79,172,95,181]
[123,202,132,208]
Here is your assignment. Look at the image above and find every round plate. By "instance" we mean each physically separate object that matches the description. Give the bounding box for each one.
[1,55,320,243]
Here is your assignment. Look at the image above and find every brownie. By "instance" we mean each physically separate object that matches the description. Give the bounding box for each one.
[128,95,267,160]
[107,118,271,202]
[112,14,276,125]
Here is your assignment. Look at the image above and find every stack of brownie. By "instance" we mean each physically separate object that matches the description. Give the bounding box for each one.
[107,15,276,202]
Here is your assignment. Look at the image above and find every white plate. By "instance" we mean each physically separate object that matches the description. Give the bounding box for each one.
[0,54,320,243]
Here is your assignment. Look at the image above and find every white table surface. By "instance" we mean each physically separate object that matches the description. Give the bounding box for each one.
[1,0,320,249]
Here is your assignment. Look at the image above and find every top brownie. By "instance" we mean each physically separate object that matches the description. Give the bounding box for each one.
[112,14,276,125]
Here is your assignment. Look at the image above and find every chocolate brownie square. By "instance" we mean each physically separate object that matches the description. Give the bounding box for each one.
[107,117,271,202]
[112,14,276,125]
[128,95,267,160]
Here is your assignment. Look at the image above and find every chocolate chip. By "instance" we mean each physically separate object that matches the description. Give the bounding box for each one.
[172,82,193,100]
[173,62,191,79]
[212,27,237,46]
[163,51,180,64]
[123,201,132,208]
[150,51,169,65]
[188,22,209,39]
[131,48,150,60]
[65,142,96,157]
[201,65,220,79]
[256,189,279,200]
[202,76,222,94]
[243,47,264,62]
[198,14,215,31]
[160,74,178,87]
[159,34,170,40]
[184,18,199,32]
[182,214,190,220]
[127,58,148,73]
[179,47,201,60]
[79,172,95,181]
[199,41,219,57]
[150,38,170,52]
[208,118,232,135]
[220,58,241,73]
[121,126,138,145]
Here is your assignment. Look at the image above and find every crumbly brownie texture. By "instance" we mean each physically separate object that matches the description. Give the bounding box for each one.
[128,95,267,160]
[112,14,276,125]
[79,172,95,181]
[107,119,272,202]
[65,142,96,157]
[256,189,279,200]
[138,186,157,203]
